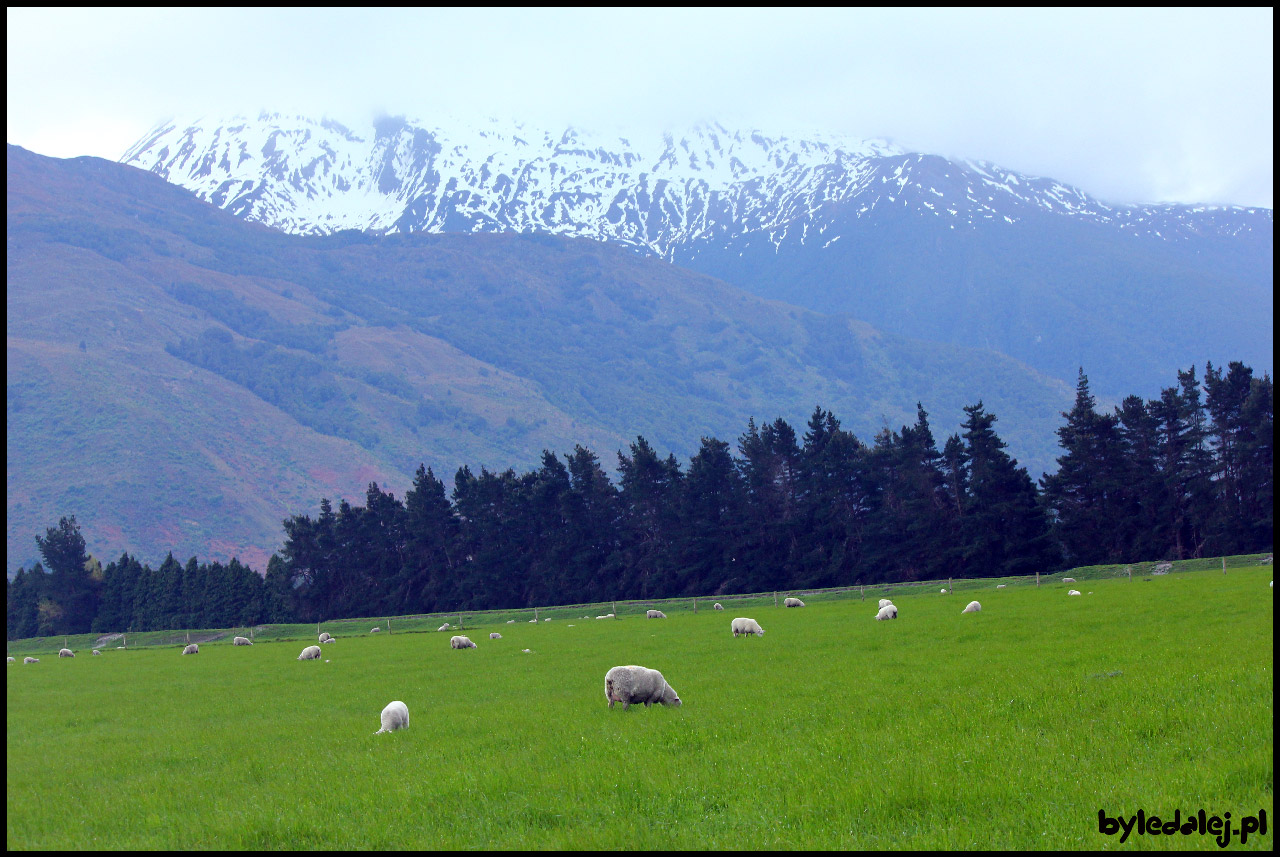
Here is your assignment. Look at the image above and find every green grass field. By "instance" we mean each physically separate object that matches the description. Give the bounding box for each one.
[7,566,1273,849]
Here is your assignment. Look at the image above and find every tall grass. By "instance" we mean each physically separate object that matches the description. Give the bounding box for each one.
[7,567,1272,849]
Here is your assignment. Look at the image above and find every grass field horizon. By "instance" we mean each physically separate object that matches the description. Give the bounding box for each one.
[7,565,1273,849]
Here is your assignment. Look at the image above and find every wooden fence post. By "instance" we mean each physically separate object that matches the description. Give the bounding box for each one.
[860,584,864,601]
[612,601,617,617]
[534,606,539,622]
[388,618,392,635]
[774,591,778,608]
[1222,557,1227,575]
[693,598,697,613]
[1126,565,1132,581]
[1036,572,1040,587]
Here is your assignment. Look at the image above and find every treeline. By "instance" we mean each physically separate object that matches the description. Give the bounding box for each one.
[7,361,1272,638]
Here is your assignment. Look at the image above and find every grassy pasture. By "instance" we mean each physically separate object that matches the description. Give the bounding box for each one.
[7,566,1273,849]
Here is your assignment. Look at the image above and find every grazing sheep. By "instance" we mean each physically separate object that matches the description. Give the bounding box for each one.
[438,623,451,632]
[941,588,948,594]
[962,601,981,614]
[92,649,101,656]
[506,620,515,624]
[233,636,252,646]
[298,645,322,660]
[7,656,14,663]
[875,605,898,620]
[490,632,502,639]
[374,700,409,735]
[450,635,477,649]
[713,603,724,611]
[1068,590,1082,596]
[544,618,551,622]
[1062,577,1076,583]
[59,648,74,658]
[783,597,805,608]
[878,598,894,608]
[371,627,380,634]
[182,644,199,655]
[646,610,667,619]
[24,657,39,664]
[731,617,765,637]
[996,584,1006,589]
[604,665,681,709]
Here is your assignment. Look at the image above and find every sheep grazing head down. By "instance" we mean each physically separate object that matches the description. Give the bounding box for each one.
[604,665,681,710]
[374,700,409,735]
[731,617,765,637]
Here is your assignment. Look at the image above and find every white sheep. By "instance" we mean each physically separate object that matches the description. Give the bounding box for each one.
[543,618,551,622]
[713,602,724,611]
[878,598,894,608]
[438,623,452,632]
[784,597,805,608]
[370,627,380,634]
[1062,577,1076,583]
[182,643,199,655]
[646,609,667,619]
[24,657,39,664]
[996,584,1006,589]
[92,649,101,656]
[298,645,322,660]
[233,636,253,646]
[507,620,516,624]
[58,648,74,657]
[604,665,681,709]
[731,617,765,637]
[941,588,948,594]
[450,635,477,649]
[374,700,409,735]
[962,601,981,614]
[490,632,502,639]
[7,656,14,663]
[1068,590,1082,596]
[319,632,334,643]
[528,619,537,623]
[875,604,898,620]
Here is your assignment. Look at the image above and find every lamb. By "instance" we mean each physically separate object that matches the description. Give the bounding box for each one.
[319,632,334,643]
[875,605,898,620]
[24,657,39,664]
[731,617,765,637]
[298,645,322,660]
[59,648,75,657]
[941,588,948,594]
[233,636,252,646]
[783,597,805,608]
[1068,590,1082,596]
[374,700,409,735]
[996,584,1007,589]
[370,627,380,634]
[450,635,477,649]
[713,602,724,611]
[604,665,681,709]
[438,623,452,632]
[962,601,981,614]
[490,632,502,639]
[646,609,667,619]
[182,644,199,655]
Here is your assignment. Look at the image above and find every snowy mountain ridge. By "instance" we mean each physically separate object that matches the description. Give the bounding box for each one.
[121,113,1270,260]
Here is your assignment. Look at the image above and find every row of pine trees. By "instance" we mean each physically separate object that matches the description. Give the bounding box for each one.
[7,362,1272,638]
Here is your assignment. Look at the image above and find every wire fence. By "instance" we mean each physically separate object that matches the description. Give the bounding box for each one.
[7,552,1271,655]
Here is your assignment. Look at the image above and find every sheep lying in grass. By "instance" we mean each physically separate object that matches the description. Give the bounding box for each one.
[24,657,39,664]
[646,610,667,619]
[490,632,502,639]
[370,627,380,634]
[298,645,322,660]
[713,602,724,611]
[233,636,252,646]
[604,665,681,709]
[1068,590,1082,596]
[373,700,409,735]
[92,649,101,656]
[319,632,334,643]
[784,597,805,608]
[962,601,981,614]
[59,648,74,658]
[182,644,199,655]
[1062,577,1076,583]
[941,588,948,594]
[7,656,14,663]
[450,635,477,649]
[996,584,1006,589]
[876,604,898,620]
[731,617,765,637]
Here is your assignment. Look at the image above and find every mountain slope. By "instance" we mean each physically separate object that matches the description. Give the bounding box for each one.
[8,145,1076,574]
[122,114,1273,398]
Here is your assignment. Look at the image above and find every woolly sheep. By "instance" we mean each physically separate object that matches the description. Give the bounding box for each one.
[878,598,894,608]
[59,648,74,657]
[507,620,515,624]
[92,649,101,655]
[544,618,551,622]
[783,597,805,608]
[996,584,1006,589]
[450,635,477,649]
[731,617,765,637]
[438,623,452,632]
[604,665,681,709]
[646,609,667,619]
[233,636,252,646]
[7,656,14,663]
[962,601,981,614]
[371,627,380,634]
[319,632,333,643]
[876,604,898,620]
[298,645,322,660]
[941,588,948,594]
[713,602,724,610]
[181,644,199,655]
[1068,590,1082,596]
[490,632,502,639]
[374,700,409,735]
[1062,577,1076,583]
[24,657,39,663]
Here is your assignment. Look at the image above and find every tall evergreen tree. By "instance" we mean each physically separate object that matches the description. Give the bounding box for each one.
[34,515,97,634]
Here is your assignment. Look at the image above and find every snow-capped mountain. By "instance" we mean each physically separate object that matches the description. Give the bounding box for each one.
[121,113,1269,259]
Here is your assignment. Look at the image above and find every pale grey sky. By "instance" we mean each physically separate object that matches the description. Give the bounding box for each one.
[7,7,1274,207]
